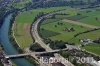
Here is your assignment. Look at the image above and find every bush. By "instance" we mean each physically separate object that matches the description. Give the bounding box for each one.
[30,43,45,52]
[59,50,69,58]
[49,40,66,49]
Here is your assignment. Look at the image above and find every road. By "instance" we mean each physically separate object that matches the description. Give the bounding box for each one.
[31,12,74,66]
[6,48,68,58]
[31,17,52,52]
[63,19,100,29]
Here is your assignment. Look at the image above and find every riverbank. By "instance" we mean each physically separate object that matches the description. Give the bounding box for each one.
[0,14,34,66]
[8,13,24,53]
[9,12,38,65]
[0,44,5,66]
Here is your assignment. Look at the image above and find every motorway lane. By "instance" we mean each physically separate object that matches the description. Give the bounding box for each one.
[31,12,74,66]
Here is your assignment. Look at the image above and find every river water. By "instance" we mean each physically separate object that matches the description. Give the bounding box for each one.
[0,14,33,66]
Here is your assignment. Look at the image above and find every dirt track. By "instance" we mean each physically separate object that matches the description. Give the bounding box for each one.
[63,19,100,29]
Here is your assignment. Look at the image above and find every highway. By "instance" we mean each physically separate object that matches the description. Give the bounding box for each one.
[31,11,74,66]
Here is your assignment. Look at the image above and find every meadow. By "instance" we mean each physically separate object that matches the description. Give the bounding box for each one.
[81,44,100,55]
[14,6,70,49]
[40,18,89,44]
[77,29,100,40]
[59,7,100,38]
[59,7,100,26]
[78,9,100,26]
[40,7,100,43]
[14,5,100,55]
[39,7,100,55]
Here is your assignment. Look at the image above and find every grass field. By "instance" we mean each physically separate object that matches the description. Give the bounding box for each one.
[40,18,89,44]
[39,7,100,55]
[39,29,60,38]
[13,23,32,48]
[78,9,100,26]
[40,7,100,44]
[59,7,100,26]
[14,6,70,49]
[40,17,100,55]
[16,6,70,23]
[14,5,100,56]
[81,44,100,55]
[78,29,100,40]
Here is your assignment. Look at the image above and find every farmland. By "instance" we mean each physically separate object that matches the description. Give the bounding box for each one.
[39,7,100,55]
[14,6,70,49]
[59,7,100,27]
[78,9,100,26]
[40,18,89,44]
[40,7,100,42]
[81,43,100,55]
[77,29,100,40]
[1,0,100,66]
[14,4,100,55]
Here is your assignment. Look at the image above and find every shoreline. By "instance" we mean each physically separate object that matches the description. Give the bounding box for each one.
[9,13,38,66]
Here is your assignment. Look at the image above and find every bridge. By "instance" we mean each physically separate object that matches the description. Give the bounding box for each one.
[5,48,67,59]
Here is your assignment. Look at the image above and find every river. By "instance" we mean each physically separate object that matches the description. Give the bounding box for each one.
[0,14,33,66]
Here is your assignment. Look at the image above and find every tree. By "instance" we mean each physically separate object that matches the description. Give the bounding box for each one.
[72,59,77,65]
[30,43,45,52]
[51,14,55,19]
[95,17,98,21]
[50,40,66,49]
[59,50,69,58]
[55,25,57,27]
[57,22,60,25]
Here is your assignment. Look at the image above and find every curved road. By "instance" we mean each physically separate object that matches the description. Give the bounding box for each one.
[31,11,74,66]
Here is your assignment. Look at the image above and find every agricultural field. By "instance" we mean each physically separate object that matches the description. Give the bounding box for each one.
[39,7,100,55]
[40,18,89,44]
[78,9,100,26]
[14,4,100,55]
[77,29,100,40]
[40,7,100,42]
[81,43,100,55]
[71,8,100,55]
[14,6,70,49]
[61,7,100,26]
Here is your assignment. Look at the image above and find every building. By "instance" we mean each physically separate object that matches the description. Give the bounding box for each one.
[66,44,80,50]
[80,39,93,46]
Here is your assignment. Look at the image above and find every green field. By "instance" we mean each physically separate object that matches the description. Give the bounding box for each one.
[39,7,100,55]
[14,6,70,49]
[40,18,88,44]
[59,7,100,26]
[40,17,100,55]
[39,29,60,38]
[78,28,100,55]
[78,9,100,26]
[40,7,100,44]
[77,29,100,40]
[81,44,100,55]
[14,5,100,56]
[16,6,70,23]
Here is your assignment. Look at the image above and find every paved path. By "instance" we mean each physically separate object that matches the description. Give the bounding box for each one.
[31,12,74,66]
[63,19,100,29]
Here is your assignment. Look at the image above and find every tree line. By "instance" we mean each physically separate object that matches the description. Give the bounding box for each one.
[25,0,100,10]
[74,28,100,37]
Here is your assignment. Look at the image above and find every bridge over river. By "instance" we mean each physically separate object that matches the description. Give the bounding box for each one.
[5,48,68,58]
